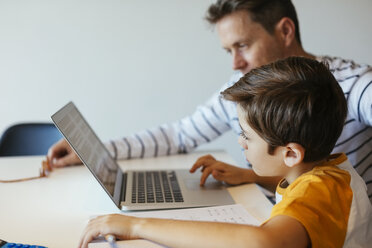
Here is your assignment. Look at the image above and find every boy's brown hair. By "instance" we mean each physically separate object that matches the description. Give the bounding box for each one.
[206,0,302,45]
[222,57,347,162]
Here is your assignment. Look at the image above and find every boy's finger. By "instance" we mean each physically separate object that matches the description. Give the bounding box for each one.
[80,229,100,248]
[212,170,224,181]
[200,167,213,185]
[190,154,216,172]
[190,156,209,172]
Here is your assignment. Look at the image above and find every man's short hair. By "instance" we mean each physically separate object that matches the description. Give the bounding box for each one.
[222,57,347,162]
[206,0,302,45]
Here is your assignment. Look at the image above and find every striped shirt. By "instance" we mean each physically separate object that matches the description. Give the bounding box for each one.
[108,56,372,203]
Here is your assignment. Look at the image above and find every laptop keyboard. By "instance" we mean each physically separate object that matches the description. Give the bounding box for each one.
[131,171,184,204]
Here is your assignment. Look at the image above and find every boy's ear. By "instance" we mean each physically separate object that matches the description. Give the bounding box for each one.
[282,143,305,167]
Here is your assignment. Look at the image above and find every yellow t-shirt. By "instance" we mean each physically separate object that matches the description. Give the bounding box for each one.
[268,153,371,248]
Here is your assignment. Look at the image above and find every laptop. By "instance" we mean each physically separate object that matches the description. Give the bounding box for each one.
[51,102,234,211]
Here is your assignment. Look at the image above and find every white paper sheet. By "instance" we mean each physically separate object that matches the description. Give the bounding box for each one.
[89,204,260,248]
[126,204,260,225]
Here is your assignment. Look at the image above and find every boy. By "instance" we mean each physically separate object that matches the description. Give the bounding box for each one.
[79,57,371,248]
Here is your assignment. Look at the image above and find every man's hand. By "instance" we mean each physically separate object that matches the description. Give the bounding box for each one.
[189,154,251,186]
[47,138,82,167]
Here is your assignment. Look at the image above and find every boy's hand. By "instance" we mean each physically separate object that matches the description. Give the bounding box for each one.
[190,154,251,186]
[78,214,140,248]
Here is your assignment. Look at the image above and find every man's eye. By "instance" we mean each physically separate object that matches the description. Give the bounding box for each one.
[238,43,248,49]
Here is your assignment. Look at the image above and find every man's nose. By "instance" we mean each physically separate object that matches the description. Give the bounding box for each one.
[232,52,248,72]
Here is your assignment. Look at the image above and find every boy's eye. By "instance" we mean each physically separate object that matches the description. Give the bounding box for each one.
[240,131,249,140]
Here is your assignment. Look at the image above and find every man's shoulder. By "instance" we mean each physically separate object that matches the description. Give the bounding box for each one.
[316,55,371,77]
[316,55,368,67]
[228,71,243,85]
[217,71,243,92]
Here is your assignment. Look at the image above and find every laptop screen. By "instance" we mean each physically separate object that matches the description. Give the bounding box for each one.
[51,102,120,197]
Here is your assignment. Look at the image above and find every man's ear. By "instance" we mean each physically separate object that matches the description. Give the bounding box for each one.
[275,17,296,47]
[282,143,305,168]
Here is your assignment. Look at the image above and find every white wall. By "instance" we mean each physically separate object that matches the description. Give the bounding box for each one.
[0,0,371,165]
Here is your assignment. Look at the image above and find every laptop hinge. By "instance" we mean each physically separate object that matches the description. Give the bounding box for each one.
[121,173,127,202]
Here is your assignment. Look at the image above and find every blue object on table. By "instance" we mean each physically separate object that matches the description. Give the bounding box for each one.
[0,123,62,156]
[105,234,118,248]
[0,239,47,248]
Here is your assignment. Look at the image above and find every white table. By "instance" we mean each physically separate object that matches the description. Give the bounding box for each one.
[0,151,272,248]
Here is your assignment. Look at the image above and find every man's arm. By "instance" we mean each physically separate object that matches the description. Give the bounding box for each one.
[106,80,238,160]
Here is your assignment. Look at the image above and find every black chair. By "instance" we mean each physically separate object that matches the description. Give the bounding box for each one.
[0,123,62,156]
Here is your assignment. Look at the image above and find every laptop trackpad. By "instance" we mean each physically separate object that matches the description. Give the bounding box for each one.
[184,177,225,190]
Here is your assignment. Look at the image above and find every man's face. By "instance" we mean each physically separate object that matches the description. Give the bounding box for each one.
[237,105,287,177]
[216,10,286,74]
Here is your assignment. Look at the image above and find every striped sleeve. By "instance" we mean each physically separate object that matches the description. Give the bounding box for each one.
[104,74,241,160]
[348,70,372,126]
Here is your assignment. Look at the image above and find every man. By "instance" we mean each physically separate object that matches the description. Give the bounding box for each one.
[48,0,372,202]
